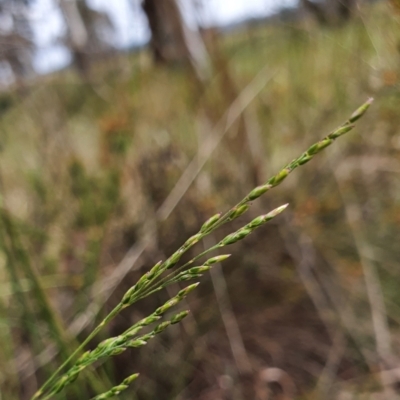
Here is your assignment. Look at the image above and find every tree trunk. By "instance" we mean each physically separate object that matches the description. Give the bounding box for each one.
[141,0,210,80]
[142,0,188,64]
[335,0,356,21]
[59,0,90,76]
[300,0,330,25]
[0,4,35,86]
[141,0,260,186]
[301,0,357,25]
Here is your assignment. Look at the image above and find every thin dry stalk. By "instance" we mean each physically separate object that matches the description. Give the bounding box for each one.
[330,161,397,398]
[203,234,252,376]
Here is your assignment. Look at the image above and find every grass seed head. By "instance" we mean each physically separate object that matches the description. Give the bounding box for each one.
[110,348,125,356]
[123,373,140,385]
[146,260,163,279]
[328,124,354,139]
[297,153,312,165]
[200,213,222,232]
[155,298,180,315]
[121,285,139,305]
[177,282,200,298]
[183,233,202,248]
[176,273,201,282]
[264,203,289,219]
[138,315,161,326]
[171,310,190,324]
[187,265,211,274]
[128,339,147,348]
[229,204,250,220]
[269,168,290,186]
[349,97,374,123]
[247,184,272,200]
[205,254,231,265]
[165,249,184,269]
[154,321,171,334]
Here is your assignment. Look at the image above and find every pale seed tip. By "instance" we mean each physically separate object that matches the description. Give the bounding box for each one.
[272,203,289,214]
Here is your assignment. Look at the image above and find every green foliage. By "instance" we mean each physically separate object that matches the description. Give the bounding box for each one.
[69,159,120,228]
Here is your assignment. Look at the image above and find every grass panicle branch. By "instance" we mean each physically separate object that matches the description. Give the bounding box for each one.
[39,285,196,400]
[90,373,140,400]
[32,99,372,400]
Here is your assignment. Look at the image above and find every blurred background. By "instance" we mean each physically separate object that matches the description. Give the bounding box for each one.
[1,0,400,399]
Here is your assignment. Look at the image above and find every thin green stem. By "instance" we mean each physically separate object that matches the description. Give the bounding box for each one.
[32,303,124,400]
[133,244,221,301]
